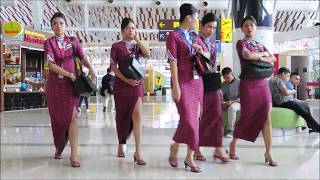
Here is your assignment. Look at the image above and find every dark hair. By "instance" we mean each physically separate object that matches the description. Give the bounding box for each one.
[179,3,197,23]
[290,72,299,77]
[107,68,112,73]
[201,12,218,26]
[121,17,135,31]
[50,12,66,26]
[240,15,257,28]
[277,67,290,75]
[221,67,232,76]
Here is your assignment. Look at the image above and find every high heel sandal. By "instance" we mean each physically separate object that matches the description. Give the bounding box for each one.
[117,145,125,157]
[229,154,239,160]
[228,144,239,160]
[117,151,125,158]
[133,154,146,166]
[169,145,178,167]
[69,157,81,168]
[54,151,62,159]
[184,161,201,173]
[264,155,278,167]
[213,155,229,163]
[193,154,206,161]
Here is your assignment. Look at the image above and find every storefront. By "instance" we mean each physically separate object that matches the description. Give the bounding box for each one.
[1,21,53,111]
[274,26,319,100]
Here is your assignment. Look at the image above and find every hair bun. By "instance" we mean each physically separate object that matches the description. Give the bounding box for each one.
[179,3,197,22]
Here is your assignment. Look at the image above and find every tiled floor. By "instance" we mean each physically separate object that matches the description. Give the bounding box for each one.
[1,96,319,179]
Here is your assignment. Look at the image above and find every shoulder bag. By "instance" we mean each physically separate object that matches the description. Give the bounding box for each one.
[70,37,97,97]
[240,60,274,79]
[118,45,145,80]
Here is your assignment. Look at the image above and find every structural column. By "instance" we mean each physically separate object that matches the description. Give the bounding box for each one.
[0,38,4,112]
[30,0,43,30]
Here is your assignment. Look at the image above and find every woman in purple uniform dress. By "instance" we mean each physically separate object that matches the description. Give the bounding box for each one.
[193,13,229,164]
[110,18,150,166]
[229,16,277,167]
[166,3,205,173]
[44,12,95,167]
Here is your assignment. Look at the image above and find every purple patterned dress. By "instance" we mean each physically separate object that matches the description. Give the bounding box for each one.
[198,35,223,147]
[110,40,144,144]
[233,39,272,142]
[44,36,84,155]
[166,28,204,150]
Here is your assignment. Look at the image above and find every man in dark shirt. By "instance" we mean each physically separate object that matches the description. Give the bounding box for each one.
[101,68,115,112]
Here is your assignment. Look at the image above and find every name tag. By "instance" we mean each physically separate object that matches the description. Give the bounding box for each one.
[193,70,199,79]
[66,43,72,50]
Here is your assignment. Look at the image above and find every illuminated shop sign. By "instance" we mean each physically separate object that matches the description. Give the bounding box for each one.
[24,30,46,44]
[274,37,319,53]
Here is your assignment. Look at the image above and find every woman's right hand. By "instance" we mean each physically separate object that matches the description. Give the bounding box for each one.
[192,44,203,54]
[172,86,181,102]
[126,78,138,87]
[69,73,76,82]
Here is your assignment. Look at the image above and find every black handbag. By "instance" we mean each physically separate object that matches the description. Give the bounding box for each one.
[193,53,211,76]
[70,37,97,97]
[119,47,145,80]
[202,72,221,92]
[240,60,274,79]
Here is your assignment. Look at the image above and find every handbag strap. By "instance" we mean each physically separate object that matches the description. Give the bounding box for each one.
[70,37,83,77]
[130,44,139,57]
[129,44,142,63]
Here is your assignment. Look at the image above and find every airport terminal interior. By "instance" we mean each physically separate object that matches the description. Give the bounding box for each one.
[0,0,319,179]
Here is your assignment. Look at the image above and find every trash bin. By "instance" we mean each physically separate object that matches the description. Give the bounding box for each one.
[162,88,166,95]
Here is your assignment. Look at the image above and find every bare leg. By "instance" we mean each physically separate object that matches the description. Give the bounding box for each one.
[117,144,125,157]
[185,146,196,165]
[194,103,205,160]
[185,102,201,166]
[261,104,277,166]
[213,147,225,157]
[170,143,179,158]
[69,107,79,162]
[229,137,238,159]
[213,147,229,163]
[194,148,203,156]
[132,97,143,159]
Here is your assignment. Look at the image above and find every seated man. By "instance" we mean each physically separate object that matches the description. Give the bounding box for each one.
[269,67,320,133]
[221,67,240,138]
[285,71,309,109]
[285,72,300,99]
